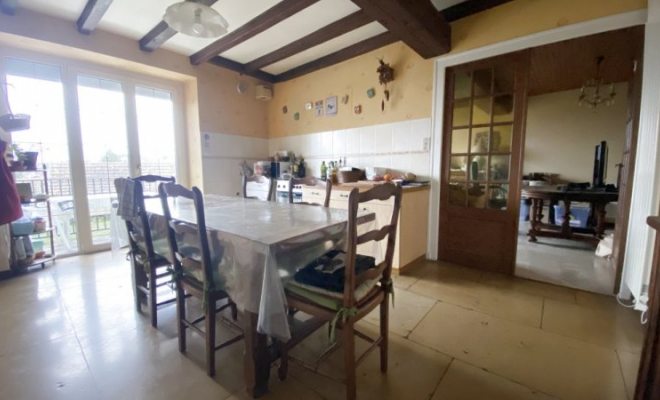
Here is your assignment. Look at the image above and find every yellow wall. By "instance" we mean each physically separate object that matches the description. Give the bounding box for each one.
[524,84,628,184]
[268,0,646,138]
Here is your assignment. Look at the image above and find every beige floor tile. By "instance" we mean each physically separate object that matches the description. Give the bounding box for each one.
[432,359,558,400]
[82,321,243,400]
[416,260,483,284]
[363,287,436,337]
[289,322,452,400]
[409,301,628,400]
[0,336,100,400]
[409,274,544,328]
[542,299,644,353]
[617,350,641,400]
[227,376,324,400]
[480,271,577,304]
[575,290,630,313]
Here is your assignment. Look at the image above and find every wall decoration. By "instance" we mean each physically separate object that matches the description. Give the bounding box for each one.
[341,95,349,105]
[366,88,376,98]
[314,100,323,117]
[294,112,300,121]
[282,106,288,114]
[236,81,248,95]
[305,102,313,111]
[377,58,395,111]
[326,96,337,116]
[354,105,362,115]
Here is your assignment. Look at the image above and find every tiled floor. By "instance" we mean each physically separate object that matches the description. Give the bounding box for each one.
[0,252,644,400]
[515,224,617,294]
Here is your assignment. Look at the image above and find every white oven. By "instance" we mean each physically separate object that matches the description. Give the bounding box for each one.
[275,180,302,203]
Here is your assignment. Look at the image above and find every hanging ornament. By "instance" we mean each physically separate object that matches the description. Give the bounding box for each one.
[377,58,394,112]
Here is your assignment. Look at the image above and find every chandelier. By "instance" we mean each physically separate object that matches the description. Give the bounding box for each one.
[164,2,229,39]
[578,56,616,108]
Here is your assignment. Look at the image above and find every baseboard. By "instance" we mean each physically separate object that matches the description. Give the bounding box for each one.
[393,255,427,275]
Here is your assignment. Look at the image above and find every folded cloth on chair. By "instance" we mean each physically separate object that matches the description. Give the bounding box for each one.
[115,178,137,219]
[292,250,376,293]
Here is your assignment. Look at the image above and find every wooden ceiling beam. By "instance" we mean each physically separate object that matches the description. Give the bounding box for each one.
[349,0,450,59]
[441,0,513,23]
[191,0,320,66]
[275,31,397,82]
[0,0,18,16]
[77,0,114,34]
[139,0,218,52]
[244,10,373,72]
[209,56,277,83]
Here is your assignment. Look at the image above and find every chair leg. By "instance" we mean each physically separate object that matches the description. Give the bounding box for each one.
[380,295,389,373]
[149,268,158,328]
[205,298,216,377]
[343,320,357,400]
[230,300,238,321]
[176,286,187,353]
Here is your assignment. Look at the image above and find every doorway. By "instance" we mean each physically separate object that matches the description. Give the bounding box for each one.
[3,56,181,256]
[436,26,645,295]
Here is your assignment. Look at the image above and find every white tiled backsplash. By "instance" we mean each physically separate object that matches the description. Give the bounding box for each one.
[201,118,432,195]
[268,118,432,181]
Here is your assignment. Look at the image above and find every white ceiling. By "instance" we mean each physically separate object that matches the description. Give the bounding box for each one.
[15,0,466,77]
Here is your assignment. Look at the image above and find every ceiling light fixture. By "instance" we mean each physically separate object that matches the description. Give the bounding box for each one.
[578,56,616,108]
[163,2,229,39]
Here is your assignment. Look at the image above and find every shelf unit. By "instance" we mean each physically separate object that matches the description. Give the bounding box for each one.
[10,169,57,270]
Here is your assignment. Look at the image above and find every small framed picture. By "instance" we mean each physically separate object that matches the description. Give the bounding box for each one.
[314,100,324,117]
[326,96,338,116]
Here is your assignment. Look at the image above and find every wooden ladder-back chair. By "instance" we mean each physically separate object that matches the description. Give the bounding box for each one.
[159,182,243,377]
[242,175,274,201]
[282,183,402,400]
[115,175,175,328]
[289,176,332,207]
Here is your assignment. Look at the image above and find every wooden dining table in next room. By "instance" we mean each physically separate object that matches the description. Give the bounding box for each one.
[144,195,376,397]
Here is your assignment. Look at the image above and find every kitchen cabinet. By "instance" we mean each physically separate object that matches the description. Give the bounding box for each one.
[302,184,429,272]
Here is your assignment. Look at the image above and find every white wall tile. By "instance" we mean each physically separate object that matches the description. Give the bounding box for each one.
[375,124,393,154]
[409,152,431,180]
[333,129,347,157]
[411,118,432,152]
[309,133,321,157]
[359,126,376,155]
[346,128,360,156]
[373,155,391,170]
[392,120,411,153]
[321,131,333,156]
[390,154,410,174]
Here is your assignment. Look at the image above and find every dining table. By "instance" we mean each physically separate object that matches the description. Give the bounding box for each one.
[143,194,376,397]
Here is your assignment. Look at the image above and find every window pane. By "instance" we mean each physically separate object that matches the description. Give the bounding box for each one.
[471,127,490,153]
[6,58,78,255]
[491,125,513,153]
[493,95,514,123]
[467,183,487,208]
[449,182,467,206]
[453,99,470,127]
[77,75,129,246]
[454,72,472,99]
[472,97,491,125]
[451,128,469,154]
[490,155,511,182]
[473,68,493,96]
[450,156,467,180]
[135,85,177,193]
[488,184,509,210]
[469,155,487,181]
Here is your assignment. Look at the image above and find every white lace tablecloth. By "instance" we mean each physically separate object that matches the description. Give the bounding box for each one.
[145,195,375,341]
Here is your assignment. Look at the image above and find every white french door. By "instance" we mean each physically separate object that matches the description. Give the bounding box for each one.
[1,51,183,255]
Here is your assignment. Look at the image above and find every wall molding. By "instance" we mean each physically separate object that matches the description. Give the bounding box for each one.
[428,9,649,266]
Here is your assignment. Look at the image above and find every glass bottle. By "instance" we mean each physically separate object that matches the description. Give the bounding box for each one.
[321,161,327,180]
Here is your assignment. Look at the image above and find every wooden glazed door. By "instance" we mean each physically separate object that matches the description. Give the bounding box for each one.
[438,52,529,274]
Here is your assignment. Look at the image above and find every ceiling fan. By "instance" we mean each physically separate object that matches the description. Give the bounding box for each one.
[164,1,229,39]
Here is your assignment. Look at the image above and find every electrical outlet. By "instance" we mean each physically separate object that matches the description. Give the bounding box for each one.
[423,137,431,151]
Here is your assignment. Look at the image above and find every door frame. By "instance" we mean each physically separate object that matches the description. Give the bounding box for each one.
[427,9,656,290]
[0,45,188,255]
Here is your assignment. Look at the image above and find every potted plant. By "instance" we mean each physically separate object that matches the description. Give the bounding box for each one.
[7,143,27,171]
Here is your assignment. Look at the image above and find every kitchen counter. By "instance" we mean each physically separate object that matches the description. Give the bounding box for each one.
[301,181,430,272]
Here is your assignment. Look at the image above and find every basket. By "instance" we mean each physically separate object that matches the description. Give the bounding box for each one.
[337,169,364,184]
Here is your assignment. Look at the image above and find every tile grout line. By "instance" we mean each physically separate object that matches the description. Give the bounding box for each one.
[614,349,634,400]
[540,298,545,330]
[427,357,454,399]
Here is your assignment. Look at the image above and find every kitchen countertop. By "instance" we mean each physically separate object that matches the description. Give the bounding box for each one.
[329,182,430,194]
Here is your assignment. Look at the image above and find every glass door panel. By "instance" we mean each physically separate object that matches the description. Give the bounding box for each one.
[77,75,129,246]
[5,58,78,255]
[135,86,176,193]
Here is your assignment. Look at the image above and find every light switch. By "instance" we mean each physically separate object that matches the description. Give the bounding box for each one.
[423,137,431,151]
